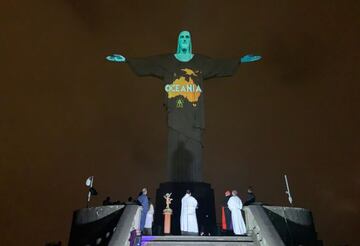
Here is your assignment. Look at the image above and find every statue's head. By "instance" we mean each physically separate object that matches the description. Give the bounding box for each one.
[176,30,192,54]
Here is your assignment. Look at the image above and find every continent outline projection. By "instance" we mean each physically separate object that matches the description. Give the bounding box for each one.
[165,76,202,103]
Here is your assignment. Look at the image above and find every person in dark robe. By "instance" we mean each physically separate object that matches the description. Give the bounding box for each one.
[200,214,211,236]
[244,186,256,206]
[221,190,233,235]
[103,196,112,205]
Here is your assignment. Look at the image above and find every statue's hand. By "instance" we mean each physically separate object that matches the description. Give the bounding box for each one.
[106,54,126,62]
[240,54,262,63]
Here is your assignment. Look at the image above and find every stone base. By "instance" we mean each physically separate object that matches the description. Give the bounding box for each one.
[153,182,216,235]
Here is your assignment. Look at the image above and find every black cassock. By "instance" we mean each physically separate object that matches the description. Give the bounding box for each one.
[221,195,232,231]
[128,54,239,182]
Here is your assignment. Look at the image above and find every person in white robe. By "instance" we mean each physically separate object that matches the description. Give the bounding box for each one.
[133,206,142,236]
[180,190,199,235]
[227,190,247,235]
[144,200,154,235]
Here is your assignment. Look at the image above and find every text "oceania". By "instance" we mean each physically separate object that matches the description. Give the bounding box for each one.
[164,84,202,93]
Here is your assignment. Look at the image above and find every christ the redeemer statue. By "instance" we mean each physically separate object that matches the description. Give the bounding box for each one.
[106,30,261,182]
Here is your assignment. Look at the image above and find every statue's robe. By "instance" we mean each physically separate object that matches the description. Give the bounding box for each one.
[127,54,239,182]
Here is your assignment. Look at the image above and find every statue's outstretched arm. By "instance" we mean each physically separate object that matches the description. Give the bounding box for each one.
[106,54,126,62]
[240,54,262,63]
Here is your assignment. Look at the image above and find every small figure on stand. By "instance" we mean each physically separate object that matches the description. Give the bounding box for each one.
[163,193,173,210]
[163,193,173,234]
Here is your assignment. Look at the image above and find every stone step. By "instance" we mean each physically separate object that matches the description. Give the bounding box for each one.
[142,236,253,242]
[141,243,255,246]
[141,236,255,246]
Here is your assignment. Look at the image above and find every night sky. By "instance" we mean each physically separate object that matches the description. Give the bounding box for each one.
[1,1,359,245]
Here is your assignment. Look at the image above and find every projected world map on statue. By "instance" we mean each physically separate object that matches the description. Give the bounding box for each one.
[165,68,202,106]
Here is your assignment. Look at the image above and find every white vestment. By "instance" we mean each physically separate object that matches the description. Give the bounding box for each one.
[144,203,154,228]
[133,206,142,235]
[227,195,247,235]
[180,194,198,233]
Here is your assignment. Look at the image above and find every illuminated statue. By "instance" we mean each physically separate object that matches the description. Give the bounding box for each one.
[106,31,261,182]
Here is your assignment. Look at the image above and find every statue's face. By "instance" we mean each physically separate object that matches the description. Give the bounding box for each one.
[178,31,191,52]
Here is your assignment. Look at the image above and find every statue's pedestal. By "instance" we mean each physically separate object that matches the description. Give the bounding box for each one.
[163,208,172,234]
[154,182,216,235]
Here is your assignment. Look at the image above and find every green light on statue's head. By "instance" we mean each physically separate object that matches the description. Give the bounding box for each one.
[176,30,192,55]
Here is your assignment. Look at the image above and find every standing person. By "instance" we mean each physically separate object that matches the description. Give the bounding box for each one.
[228,190,247,235]
[144,198,154,235]
[180,190,199,235]
[103,196,112,205]
[200,214,211,236]
[244,186,256,206]
[221,190,233,235]
[137,188,149,233]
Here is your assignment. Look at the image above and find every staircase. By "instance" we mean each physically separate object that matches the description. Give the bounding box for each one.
[141,235,255,246]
